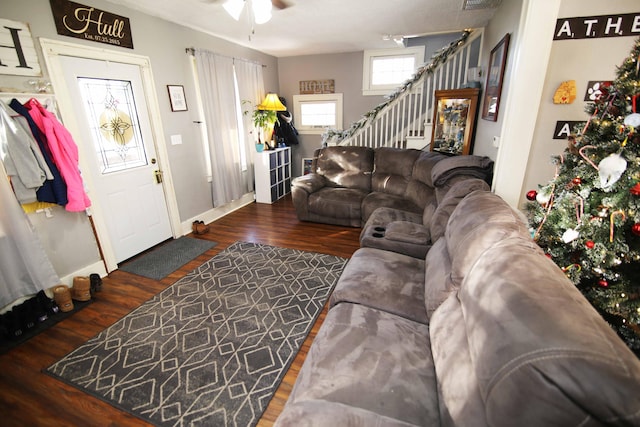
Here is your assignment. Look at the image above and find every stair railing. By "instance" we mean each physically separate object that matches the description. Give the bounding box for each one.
[323,28,483,149]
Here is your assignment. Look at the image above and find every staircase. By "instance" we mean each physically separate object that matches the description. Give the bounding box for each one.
[323,29,483,150]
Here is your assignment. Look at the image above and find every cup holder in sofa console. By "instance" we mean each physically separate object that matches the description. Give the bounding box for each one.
[373,227,386,238]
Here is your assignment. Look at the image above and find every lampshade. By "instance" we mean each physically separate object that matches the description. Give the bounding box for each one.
[223,0,244,21]
[252,0,272,24]
[257,93,287,111]
[223,0,272,24]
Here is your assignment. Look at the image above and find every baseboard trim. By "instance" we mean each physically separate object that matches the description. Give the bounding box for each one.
[180,192,255,236]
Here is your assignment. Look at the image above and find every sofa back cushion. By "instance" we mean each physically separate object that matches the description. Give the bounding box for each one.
[444,191,530,288]
[429,293,488,427]
[371,147,421,196]
[405,151,448,209]
[315,146,374,191]
[460,237,640,426]
[428,178,490,241]
[423,237,453,318]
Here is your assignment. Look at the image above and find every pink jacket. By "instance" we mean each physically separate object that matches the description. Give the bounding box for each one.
[25,99,91,212]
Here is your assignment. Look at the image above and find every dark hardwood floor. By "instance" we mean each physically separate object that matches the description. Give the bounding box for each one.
[0,195,361,426]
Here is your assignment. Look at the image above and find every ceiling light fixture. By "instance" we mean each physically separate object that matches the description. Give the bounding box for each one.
[382,34,406,47]
[223,0,272,24]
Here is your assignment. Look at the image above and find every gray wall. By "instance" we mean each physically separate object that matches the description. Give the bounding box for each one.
[0,0,279,278]
[277,52,385,176]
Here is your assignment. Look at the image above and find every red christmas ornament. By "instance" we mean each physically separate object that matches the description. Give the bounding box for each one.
[630,182,640,196]
[632,223,640,236]
[585,240,595,249]
[526,190,538,201]
[572,177,582,185]
[598,279,609,288]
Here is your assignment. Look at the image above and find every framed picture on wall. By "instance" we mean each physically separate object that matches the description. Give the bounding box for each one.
[167,85,188,111]
[430,88,480,156]
[482,33,510,121]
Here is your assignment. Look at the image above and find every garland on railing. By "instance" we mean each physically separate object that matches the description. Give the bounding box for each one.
[322,28,474,145]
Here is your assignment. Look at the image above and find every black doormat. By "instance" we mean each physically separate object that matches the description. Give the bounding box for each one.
[0,298,92,355]
[119,237,217,280]
[46,242,347,426]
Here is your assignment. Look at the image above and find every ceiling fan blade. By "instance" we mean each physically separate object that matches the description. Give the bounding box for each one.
[272,0,290,10]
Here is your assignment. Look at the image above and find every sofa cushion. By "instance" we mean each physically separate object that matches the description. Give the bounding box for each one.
[429,178,490,241]
[445,190,530,287]
[429,293,488,427]
[308,187,368,220]
[285,303,438,426]
[360,207,423,235]
[423,237,453,318]
[330,247,427,324]
[315,146,374,191]
[361,191,422,223]
[385,221,430,245]
[404,151,447,210]
[460,238,640,426]
[371,147,421,196]
[274,400,421,427]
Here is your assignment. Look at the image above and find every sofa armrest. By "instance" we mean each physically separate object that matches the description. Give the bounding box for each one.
[385,221,431,245]
[292,173,327,194]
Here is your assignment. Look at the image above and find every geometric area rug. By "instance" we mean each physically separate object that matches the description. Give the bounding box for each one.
[46,241,347,427]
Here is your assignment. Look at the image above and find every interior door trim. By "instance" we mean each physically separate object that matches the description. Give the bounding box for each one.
[39,38,181,273]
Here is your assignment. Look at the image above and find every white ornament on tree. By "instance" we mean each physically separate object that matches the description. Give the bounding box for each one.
[561,228,580,243]
[623,113,640,127]
[598,153,627,188]
[536,189,551,205]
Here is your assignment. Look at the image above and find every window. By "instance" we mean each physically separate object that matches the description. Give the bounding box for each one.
[362,47,424,96]
[293,93,343,134]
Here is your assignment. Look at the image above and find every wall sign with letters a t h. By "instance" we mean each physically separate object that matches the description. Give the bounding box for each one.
[554,13,640,40]
[554,121,583,139]
[0,18,41,76]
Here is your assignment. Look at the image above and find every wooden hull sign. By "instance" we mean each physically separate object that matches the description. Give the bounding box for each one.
[50,0,133,49]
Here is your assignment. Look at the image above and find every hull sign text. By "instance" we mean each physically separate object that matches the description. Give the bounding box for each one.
[50,0,133,49]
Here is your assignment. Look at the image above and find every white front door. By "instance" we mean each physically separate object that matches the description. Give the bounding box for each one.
[57,56,173,263]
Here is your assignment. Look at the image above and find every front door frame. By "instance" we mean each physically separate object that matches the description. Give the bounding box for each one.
[40,38,181,272]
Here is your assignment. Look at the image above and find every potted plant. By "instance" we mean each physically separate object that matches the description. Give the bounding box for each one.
[243,100,278,152]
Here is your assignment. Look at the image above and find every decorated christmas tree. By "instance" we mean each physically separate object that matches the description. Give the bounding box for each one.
[525,37,640,354]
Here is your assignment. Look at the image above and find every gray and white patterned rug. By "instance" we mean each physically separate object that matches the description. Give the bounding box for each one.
[46,242,347,427]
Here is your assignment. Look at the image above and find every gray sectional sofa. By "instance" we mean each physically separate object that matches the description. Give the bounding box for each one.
[277,185,640,426]
[291,146,494,227]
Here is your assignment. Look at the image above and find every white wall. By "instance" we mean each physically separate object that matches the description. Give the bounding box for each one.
[473,0,524,158]
[522,0,640,207]
[0,0,279,279]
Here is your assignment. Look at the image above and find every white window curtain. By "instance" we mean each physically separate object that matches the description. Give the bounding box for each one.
[234,58,265,153]
[193,49,264,207]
